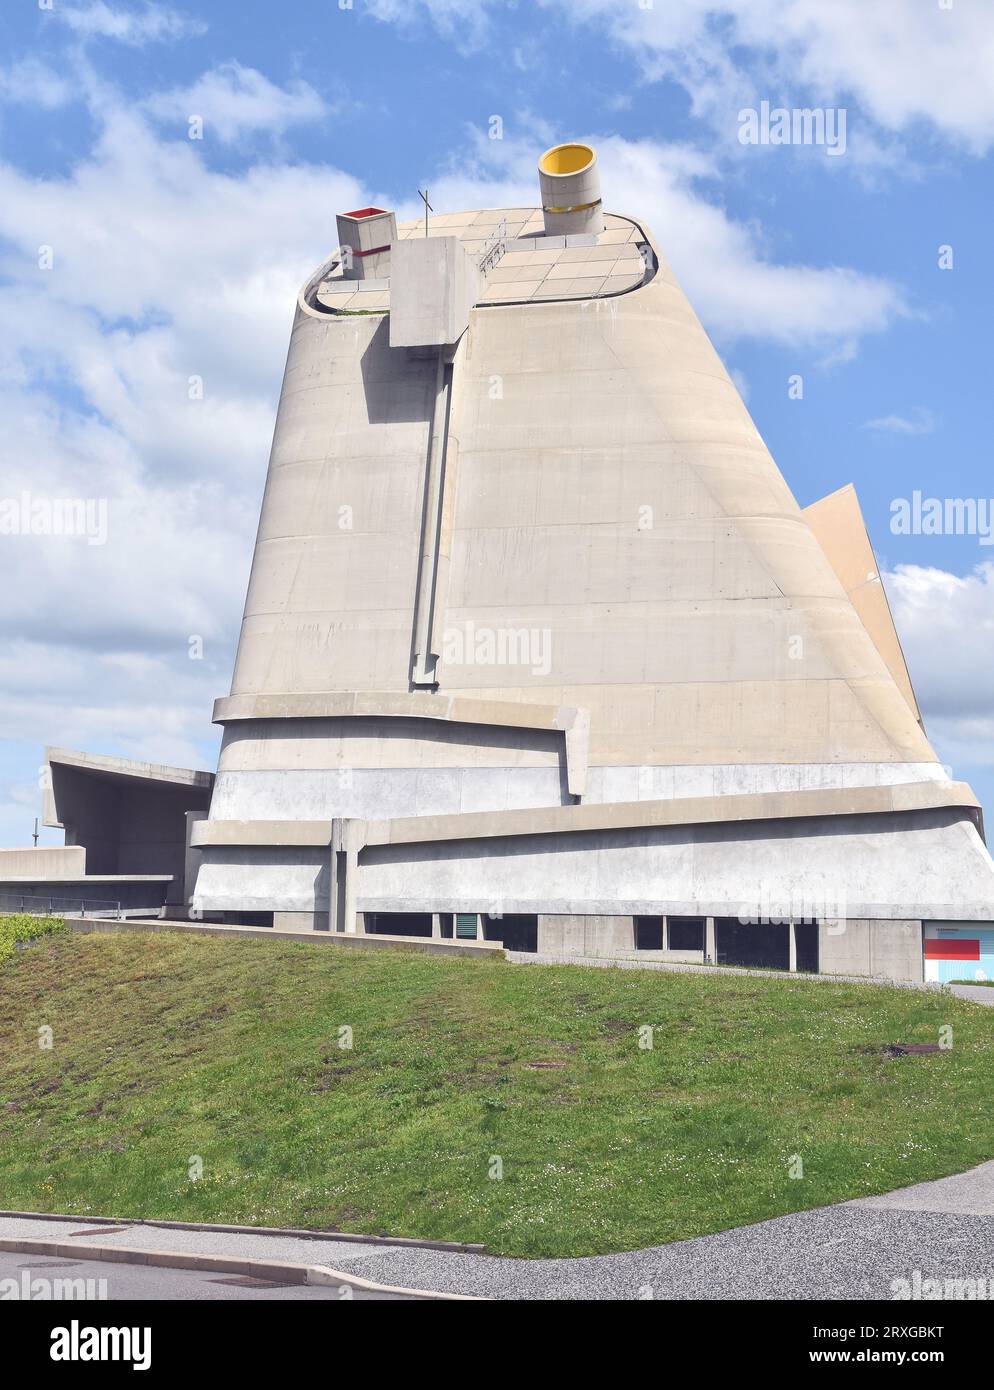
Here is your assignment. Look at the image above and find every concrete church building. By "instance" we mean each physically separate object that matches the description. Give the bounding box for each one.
[13,143,994,982]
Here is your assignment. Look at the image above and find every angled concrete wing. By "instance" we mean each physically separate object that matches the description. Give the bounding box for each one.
[803,483,922,725]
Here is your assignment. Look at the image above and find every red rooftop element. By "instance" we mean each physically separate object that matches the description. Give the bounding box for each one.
[341,206,390,220]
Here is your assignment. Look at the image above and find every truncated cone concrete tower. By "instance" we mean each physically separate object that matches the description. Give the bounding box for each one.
[191,143,994,981]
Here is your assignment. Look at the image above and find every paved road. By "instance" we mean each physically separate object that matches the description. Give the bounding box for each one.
[4,1160,994,1300]
[299,1184,994,1301]
[0,1250,409,1300]
[948,983,994,1005]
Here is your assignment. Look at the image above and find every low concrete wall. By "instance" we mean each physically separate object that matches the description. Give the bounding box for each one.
[0,846,86,878]
[274,911,323,932]
[66,913,932,981]
[539,914,635,957]
[70,919,503,958]
[543,914,925,983]
[819,919,923,983]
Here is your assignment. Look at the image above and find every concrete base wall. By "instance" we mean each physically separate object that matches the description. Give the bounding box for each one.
[353,809,994,922]
[274,911,322,932]
[192,808,994,989]
[538,914,635,957]
[819,918,924,983]
[540,914,924,980]
[195,847,328,915]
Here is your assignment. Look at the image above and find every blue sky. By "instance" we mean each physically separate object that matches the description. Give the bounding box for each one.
[1,0,993,843]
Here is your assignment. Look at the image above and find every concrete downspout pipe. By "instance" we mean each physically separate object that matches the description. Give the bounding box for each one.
[538,142,604,237]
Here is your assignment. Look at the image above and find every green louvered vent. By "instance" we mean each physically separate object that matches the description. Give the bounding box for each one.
[455,913,478,940]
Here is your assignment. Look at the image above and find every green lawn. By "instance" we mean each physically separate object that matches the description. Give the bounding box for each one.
[0,927,991,1257]
[0,914,67,965]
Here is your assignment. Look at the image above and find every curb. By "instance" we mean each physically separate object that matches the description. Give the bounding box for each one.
[0,1236,481,1301]
[0,1209,484,1254]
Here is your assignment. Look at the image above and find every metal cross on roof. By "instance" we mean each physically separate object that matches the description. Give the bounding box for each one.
[418,187,433,237]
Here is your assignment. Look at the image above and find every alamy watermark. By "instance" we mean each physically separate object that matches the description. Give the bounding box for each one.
[890,491,994,545]
[739,889,848,930]
[0,491,108,546]
[892,1269,994,1300]
[1,1271,108,1301]
[50,1320,150,1370]
[442,621,551,676]
[738,101,847,157]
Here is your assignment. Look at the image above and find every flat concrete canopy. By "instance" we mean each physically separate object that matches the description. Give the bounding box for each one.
[41,747,215,908]
[44,747,213,822]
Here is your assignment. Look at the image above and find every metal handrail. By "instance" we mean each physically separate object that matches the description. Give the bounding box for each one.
[0,892,123,919]
[478,219,508,276]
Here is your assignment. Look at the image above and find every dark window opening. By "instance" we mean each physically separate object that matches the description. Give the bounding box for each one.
[715,919,790,971]
[366,913,433,937]
[219,911,273,929]
[484,914,538,952]
[635,917,664,950]
[795,922,819,973]
[668,917,705,952]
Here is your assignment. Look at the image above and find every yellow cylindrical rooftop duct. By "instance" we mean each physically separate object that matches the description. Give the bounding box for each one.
[538,142,604,236]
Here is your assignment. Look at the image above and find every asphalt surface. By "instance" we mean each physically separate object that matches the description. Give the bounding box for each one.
[0,1251,409,1300]
[3,1159,994,1301]
[281,1201,994,1301]
[948,983,994,1005]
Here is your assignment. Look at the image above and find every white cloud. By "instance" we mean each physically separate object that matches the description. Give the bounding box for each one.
[365,0,490,49]
[0,59,73,109]
[0,87,369,783]
[865,407,938,436]
[430,130,910,347]
[887,563,994,775]
[0,640,218,772]
[372,0,994,155]
[144,63,329,143]
[56,2,206,46]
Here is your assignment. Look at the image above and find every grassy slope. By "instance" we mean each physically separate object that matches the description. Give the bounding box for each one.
[0,915,66,965]
[0,929,992,1257]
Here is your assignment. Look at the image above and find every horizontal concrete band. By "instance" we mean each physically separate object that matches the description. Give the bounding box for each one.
[191,778,980,849]
[213,689,584,733]
[542,198,603,214]
[207,763,947,827]
[213,690,590,796]
[355,897,991,922]
[0,874,174,883]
